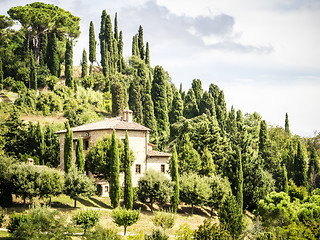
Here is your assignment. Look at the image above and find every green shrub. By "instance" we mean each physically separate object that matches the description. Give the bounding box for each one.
[152,211,175,232]
[256,232,275,240]
[84,225,121,240]
[288,179,308,201]
[12,81,27,93]
[46,75,59,90]
[36,91,62,115]
[7,212,30,233]
[193,219,232,240]
[145,229,169,240]
[175,223,193,240]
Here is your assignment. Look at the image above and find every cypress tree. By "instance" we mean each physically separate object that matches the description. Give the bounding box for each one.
[75,137,85,173]
[145,42,150,65]
[282,165,289,193]
[308,147,320,189]
[102,45,109,76]
[64,121,73,173]
[216,90,228,131]
[118,31,125,72]
[143,79,158,143]
[138,25,145,60]
[110,129,120,208]
[151,65,170,149]
[132,34,139,56]
[226,106,237,138]
[200,147,215,176]
[285,112,290,134]
[199,91,215,117]
[183,88,199,118]
[89,21,96,64]
[112,37,118,75]
[114,13,118,42]
[169,89,183,124]
[129,77,143,124]
[234,146,243,213]
[123,131,133,209]
[294,141,308,187]
[81,49,88,78]
[258,120,268,164]
[47,33,59,77]
[191,79,203,107]
[170,145,179,213]
[0,56,3,89]
[65,39,73,89]
[39,33,48,66]
[208,83,220,108]
[99,10,107,74]
[34,122,45,165]
[111,82,124,117]
[30,52,37,90]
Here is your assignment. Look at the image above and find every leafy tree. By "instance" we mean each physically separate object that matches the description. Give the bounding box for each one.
[65,39,73,88]
[138,25,145,60]
[170,145,179,212]
[152,211,175,233]
[72,209,100,235]
[110,129,120,208]
[123,131,133,209]
[76,137,85,173]
[254,191,296,227]
[152,65,170,149]
[112,208,140,235]
[89,21,96,65]
[111,81,124,117]
[219,193,243,238]
[145,42,150,65]
[81,49,88,78]
[137,170,174,209]
[38,167,63,205]
[145,229,169,240]
[294,141,308,187]
[8,2,80,61]
[308,147,320,190]
[64,167,96,208]
[179,173,212,214]
[64,121,73,173]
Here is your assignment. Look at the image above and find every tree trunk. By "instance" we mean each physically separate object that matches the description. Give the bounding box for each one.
[74,199,77,208]
[23,196,26,207]
[124,226,127,235]
[49,196,52,206]
[33,35,40,62]
[191,204,194,215]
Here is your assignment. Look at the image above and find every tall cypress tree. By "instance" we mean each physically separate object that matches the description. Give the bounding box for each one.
[285,112,290,134]
[294,141,308,187]
[75,137,85,173]
[64,121,73,173]
[143,79,158,143]
[47,33,59,77]
[114,13,118,42]
[81,49,88,78]
[183,88,199,118]
[89,21,96,65]
[65,39,73,88]
[123,131,133,209]
[0,56,3,89]
[111,82,124,117]
[118,31,125,72]
[30,52,37,90]
[199,91,215,117]
[34,122,45,165]
[200,147,215,176]
[216,90,228,132]
[234,146,243,213]
[170,145,179,213]
[145,42,150,65]
[132,34,139,56]
[110,129,120,208]
[129,77,143,123]
[308,147,320,189]
[169,89,183,124]
[151,65,170,149]
[39,33,48,66]
[138,25,145,60]
[100,10,107,74]
[191,79,203,107]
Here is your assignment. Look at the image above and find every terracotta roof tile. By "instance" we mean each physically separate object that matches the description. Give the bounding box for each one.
[55,116,150,134]
[147,149,172,157]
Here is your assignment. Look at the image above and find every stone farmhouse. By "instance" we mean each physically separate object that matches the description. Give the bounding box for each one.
[56,110,171,196]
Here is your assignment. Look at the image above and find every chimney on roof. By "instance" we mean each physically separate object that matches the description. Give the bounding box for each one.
[123,109,133,123]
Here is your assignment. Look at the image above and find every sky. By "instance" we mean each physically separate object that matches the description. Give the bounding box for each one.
[1,0,320,137]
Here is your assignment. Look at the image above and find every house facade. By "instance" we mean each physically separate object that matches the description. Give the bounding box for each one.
[56,110,171,194]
